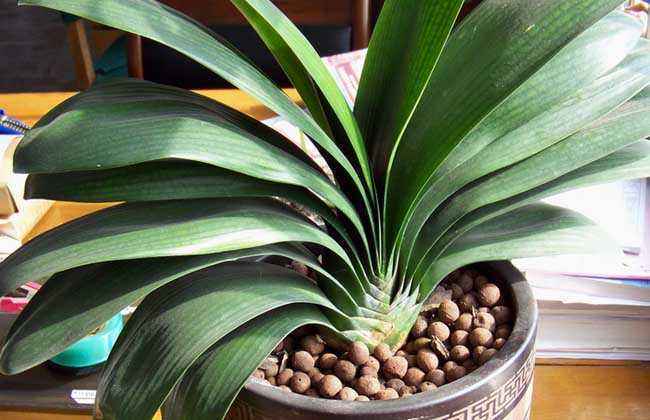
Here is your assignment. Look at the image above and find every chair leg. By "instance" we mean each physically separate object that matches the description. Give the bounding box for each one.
[66,20,95,90]
[352,0,371,50]
[126,34,144,79]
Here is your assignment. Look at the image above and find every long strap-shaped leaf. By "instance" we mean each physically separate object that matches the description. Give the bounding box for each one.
[0,198,356,296]
[95,262,343,420]
[166,304,334,420]
[24,161,371,273]
[0,243,358,375]
[354,0,463,185]
[19,0,370,205]
[392,12,644,260]
[33,78,324,174]
[229,0,373,191]
[426,10,643,182]
[409,94,650,279]
[413,140,650,290]
[15,100,369,249]
[417,204,614,301]
[384,0,626,251]
[398,39,650,267]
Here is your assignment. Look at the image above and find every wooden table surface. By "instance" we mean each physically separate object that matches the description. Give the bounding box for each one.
[2,90,649,420]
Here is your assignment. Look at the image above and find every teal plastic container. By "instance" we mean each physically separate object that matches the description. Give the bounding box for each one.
[48,314,123,374]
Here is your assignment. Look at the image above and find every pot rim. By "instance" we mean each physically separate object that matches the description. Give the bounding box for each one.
[243,261,538,416]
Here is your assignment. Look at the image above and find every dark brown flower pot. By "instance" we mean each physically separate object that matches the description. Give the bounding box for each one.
[228,261,537,420]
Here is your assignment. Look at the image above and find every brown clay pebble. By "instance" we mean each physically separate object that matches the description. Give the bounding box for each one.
[290,372,311,393]
[425,369,446,386]
[469,328,494,347]
[337,386,358,401]
[364,356,380,371]
[319,375,343,398]
[359,365,378,377]
[442,361,458,376]
[491,306,512,325]
[268,377,277,386]
[472,346,486,363]
[373,343,393,363]
[411,315,429,338]
[399,387,414,398]
[454,313,473,331]
[447,365,467,382]
[276,368,293,386]
[300,335,325,355]
[355,375,381,396]
[478,307,490,313]
[403,367,426,386]
[405,354,417,368]
[450,345,470,363]
[462,360,477,373]
[278,385,292,393]
[457,273,474,292]
[318,353,338,370]
[383,356,408,379]
[474,275,489,289]
[375,388,399,400]
[428,321,450,341]
[416,348,439,372]
[479,348,497,365]
[386,378,406,391]
[437,300,460,324]
[293,350,316,372]
[494,338,506,350]
[458,293,479,313]
[473,312,496,332]
[356,395,370,401]
[348,341,370,365]
[265,364,279,378]
[253,369,265,379]
[450,330,469,346]
[395,349,408,358]
[419,381,437,392]
[495,325,511,340]
[304,388,319,398]
[478,283,501,307]
[450,283,464,299]
[334,360,357,383]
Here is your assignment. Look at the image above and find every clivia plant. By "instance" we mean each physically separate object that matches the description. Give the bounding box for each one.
[0,0,649,419]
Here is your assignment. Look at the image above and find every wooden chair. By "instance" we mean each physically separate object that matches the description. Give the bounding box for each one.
[67,0,371,89]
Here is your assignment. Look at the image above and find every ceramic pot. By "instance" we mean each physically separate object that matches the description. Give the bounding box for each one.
[228,261,537,420]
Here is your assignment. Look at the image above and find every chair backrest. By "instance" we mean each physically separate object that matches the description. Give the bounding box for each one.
[68,0,371,89]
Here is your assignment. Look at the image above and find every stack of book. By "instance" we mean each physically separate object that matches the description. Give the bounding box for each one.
[0,135,52,262]
[514,178,650,361]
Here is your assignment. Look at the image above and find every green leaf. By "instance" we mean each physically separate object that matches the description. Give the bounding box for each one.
[33,78,324,173]
[18,0,370,206]
[417,204,615,300]
[0,198,357,296]
[0,244,360,375]
[230,0,373,191]
[24,161,372,270]
[398,37,650,267]
[354,0,463,185]
[384,0,627,252]
[413,139,650,288]
[15,99,369,246]
[95,262,342,420]
[409,93,650,279]
[166,304,333,420]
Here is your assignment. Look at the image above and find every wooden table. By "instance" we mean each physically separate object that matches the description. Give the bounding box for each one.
[2,90,650,420]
